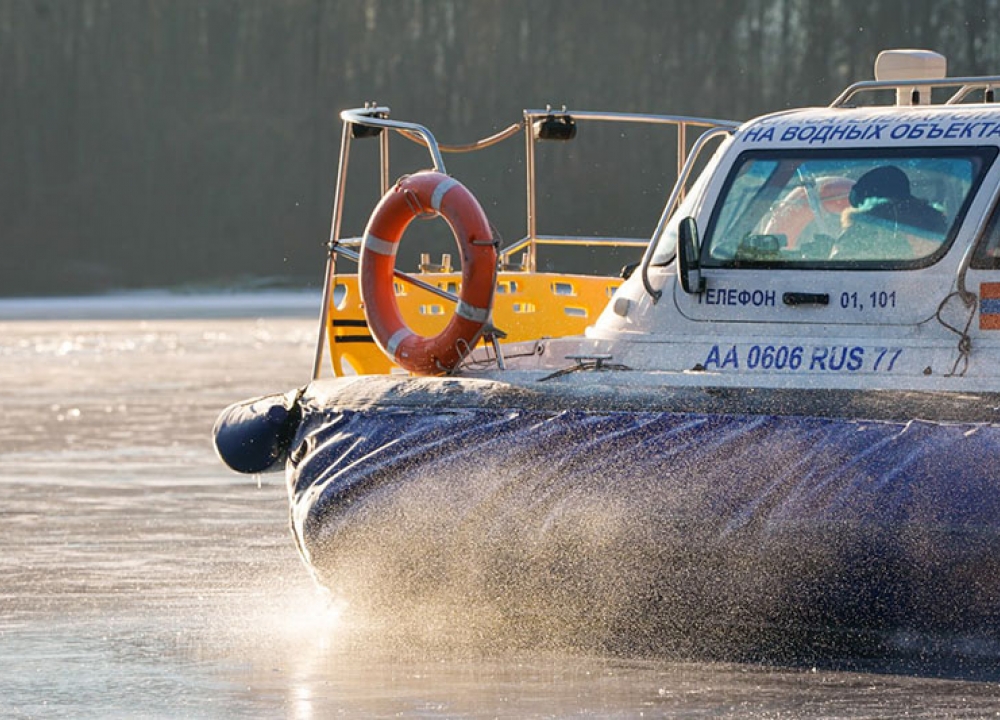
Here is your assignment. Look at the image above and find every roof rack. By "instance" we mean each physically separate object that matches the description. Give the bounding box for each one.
[832,76,1000,108]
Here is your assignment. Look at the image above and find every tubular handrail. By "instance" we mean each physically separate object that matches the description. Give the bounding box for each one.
[316,105,739,377]
[501,235,648,252]
[521,109,739,271]
[946,83,998,105]
[340,107,447,172]
[397,122,524,153]
[638,125,734,304]
[339,104,738,270]
[831,75,1000,108]
[523,109,738,129]
[312,119,354,380]
[499,235,647,267]
[956,179,1000,303]
[330,244,462,305]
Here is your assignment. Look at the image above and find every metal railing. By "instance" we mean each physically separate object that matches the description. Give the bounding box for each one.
[518,109,737,272]
[831,75,1000,108]
[312,104,738,377]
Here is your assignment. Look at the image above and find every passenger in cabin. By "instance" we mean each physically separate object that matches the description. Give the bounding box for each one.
[833,165,947,261]
[764,176,852,253]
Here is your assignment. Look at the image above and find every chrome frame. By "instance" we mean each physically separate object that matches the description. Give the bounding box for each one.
[831,75,1000,108]
[637,125,735,304]
[312,104,738,379]
[518,109,738,272]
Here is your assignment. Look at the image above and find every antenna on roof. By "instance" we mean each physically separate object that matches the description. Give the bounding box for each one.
[875,49,948,106]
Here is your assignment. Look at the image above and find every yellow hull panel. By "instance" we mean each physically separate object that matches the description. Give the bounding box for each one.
[327,272,621,376]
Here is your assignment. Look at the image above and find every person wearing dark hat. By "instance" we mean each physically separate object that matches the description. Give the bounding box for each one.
[833,165,947,261]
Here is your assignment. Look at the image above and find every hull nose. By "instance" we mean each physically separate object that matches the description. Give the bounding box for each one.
[213,390,301,474]
[287,404,1000,660]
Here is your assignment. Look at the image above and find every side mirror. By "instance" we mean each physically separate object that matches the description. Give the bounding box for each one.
[677,216,705,294]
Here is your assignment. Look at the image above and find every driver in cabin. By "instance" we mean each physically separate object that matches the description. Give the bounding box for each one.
[832,165,947,261]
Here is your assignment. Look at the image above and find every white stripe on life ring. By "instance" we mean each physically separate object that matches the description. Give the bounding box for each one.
[386,327,414,357]
[455,300,490,323]
[430,177,461,212]
[363,232,397,257]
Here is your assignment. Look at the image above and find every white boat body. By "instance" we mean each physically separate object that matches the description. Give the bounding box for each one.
[462,101,1000,395]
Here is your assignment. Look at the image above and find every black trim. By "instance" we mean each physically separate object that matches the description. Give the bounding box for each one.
[970,195,1000,269]
[783,292,830,306]
[332,335,376,344]
[331,319,369,328]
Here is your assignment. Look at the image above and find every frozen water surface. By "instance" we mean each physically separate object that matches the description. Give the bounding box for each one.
[2,295,1000,718]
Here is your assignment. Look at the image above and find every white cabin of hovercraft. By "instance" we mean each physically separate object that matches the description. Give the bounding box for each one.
[469,50,1000,394]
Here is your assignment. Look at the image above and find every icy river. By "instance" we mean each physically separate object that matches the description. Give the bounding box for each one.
[2,293,1000,718]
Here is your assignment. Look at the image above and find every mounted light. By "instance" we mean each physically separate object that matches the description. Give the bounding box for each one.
[874,49,947,106]
[533,114,576,141]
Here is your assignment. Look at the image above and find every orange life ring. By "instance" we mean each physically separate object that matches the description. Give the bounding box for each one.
[359,171,497,375]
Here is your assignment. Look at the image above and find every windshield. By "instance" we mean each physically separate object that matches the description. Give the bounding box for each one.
[702,147,997,268]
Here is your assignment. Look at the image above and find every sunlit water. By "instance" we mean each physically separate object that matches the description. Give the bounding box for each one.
[3,295,1000,718]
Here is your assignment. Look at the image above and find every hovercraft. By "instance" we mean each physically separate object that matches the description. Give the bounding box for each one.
[216,50,1000,661]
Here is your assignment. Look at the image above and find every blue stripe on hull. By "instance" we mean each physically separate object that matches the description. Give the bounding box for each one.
[980,297,1000,315]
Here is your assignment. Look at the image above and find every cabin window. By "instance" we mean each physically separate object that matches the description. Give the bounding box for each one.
[701,147,997,269]
[970,199,1000,269]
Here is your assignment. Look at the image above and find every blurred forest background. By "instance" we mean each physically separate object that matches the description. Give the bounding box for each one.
[3,0,999,296]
